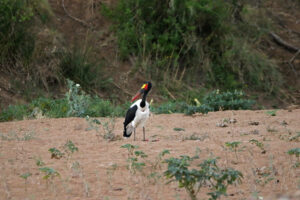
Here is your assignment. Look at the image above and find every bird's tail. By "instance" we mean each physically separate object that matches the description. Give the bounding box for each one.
[123,124,134,137]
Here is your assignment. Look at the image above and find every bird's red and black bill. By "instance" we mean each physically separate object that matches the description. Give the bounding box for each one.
[131,83,148,102]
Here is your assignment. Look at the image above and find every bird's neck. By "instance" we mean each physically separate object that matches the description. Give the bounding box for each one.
[140,92,148,108]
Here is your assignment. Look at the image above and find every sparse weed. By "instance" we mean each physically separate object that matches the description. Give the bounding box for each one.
[255,155,277,186]
[266,110,277,116]
[106,164,118,188]
[86,116,118,141]
[266,126,278,133]
[20,172,32,180]
[121,144,147,174]
[39,167,60,180]
[121,144,139,157]
[174,128,185,132]
[71,161,81,177]
[146,149,170,184]
[34,157,45,166]
[20,172,32,191]
[255,167,275,186]
[289,132,300,142]
[184,133,209,141]
[64,140,79,155]
[63,140,79,165]
[0,131,36,141]
[0,131,19,141]
[225,141,242,161]
[49,147,64,159]
[249,139,266,153]
[152,149,170,171]
[22,131,36,141]
[287,148,300,168]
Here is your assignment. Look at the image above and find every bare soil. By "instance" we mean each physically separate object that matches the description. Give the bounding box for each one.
[0,109,299,200]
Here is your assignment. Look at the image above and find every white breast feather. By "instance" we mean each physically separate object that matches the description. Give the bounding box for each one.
[131,100,150,128]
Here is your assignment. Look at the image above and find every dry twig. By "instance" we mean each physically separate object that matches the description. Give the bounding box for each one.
[62,0,92,29]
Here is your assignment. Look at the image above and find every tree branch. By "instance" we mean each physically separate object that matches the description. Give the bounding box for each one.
[269,32,299,52]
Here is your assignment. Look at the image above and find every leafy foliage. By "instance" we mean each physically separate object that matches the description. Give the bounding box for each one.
[39,167,60,180]
[164,156,243,200]
[0,80,128,121]
[65,79,91,117]
[202,90,255,111]
[85,117,118,141]
[48,147,64,159]
[287,148,300,168]
[59,48,110,90]
[64,140,79,154]
[153,90,255,115]
[287,148,300,157]
[266,110,277,116]
[102,0,282,91]
[121,144,147,174]
[249,139,265,152]
[0,0,35,64]
[20,172,32,180]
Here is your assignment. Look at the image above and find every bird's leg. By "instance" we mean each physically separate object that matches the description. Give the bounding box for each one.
[134,128,136,141]
[143,127,146,141]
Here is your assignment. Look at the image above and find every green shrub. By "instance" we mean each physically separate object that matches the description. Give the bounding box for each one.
[0,0,53,65]
[0,0,35,64]
[65,79,91,117]
[102,0,282,92]
[153,90,255,115]
[164,156,243,200]
[59,47,112,92]
[30,98,68,118]
[0,104,28,121]
[102,0,230,73]
[0,80,128,121]
[202,90,255,111]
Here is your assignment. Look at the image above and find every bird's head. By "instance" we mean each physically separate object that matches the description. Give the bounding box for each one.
[131,81,152,102]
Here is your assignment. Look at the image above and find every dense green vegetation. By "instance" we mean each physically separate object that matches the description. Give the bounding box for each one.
[0,80,129,121]
[103,0,281,92]
[1,0,297,114]
[0,80,254,121]
[152,89,255,115]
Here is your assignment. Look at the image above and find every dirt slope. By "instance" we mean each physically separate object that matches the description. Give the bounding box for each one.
[0,109,299,200]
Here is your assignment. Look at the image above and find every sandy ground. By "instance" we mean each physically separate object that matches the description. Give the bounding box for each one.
[0,109,299,200]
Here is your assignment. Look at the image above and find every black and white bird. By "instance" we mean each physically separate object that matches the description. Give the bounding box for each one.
[123,81,152,141]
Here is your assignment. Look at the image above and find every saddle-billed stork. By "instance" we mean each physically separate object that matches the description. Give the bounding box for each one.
[123,81,152,141]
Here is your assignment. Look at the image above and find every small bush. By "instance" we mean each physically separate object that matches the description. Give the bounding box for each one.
[65,79,91,117]
[164,156,243,200]
[153,90,255,115]
[59,48,104,89]
[202,90,255,111]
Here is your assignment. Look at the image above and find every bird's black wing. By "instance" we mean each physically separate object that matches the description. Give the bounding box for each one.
[123,105,138,137]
